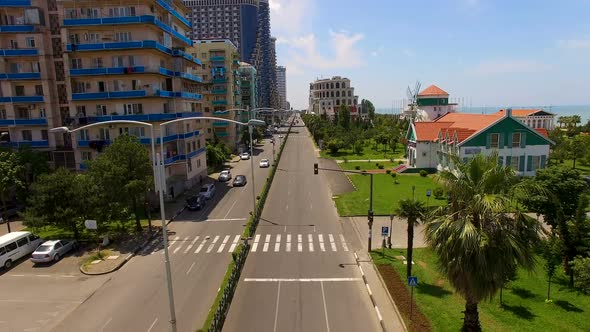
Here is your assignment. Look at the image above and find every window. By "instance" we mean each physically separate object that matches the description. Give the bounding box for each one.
[197,159,201,168]
[123,103,142,115]
[490,133,500,148]
[98,81,106,92]
[21,130,32,141]
[92,57,103,68]
[25,37,35,48]
[99,128,110,140]
[41,130,48,140]
[16,237,28,247]
[0,246,5,256]
[115,32,132,42]
[193,141,197,150]
[28,234,39,242]
[87,33,100,43]
[35,85,43,95]
[96,104,107,116]
[5,242,17,253]
[0,109,5,119]
[79,129,89,140]
[532,156,541,170]
[186,142,191,153]
[128,55,136,66]
[207,128,212,134]
[511,156,519,169]
[187,158,192,172]
[15,85,24,96]
[512,133,523,148]
[112,56,124,67]
[81,151,92,161]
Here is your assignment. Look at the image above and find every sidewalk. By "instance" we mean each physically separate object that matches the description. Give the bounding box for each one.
[335,159,406,163]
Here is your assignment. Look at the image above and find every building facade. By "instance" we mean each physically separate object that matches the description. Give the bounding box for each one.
[193,39,242,149]
[276,65,286,109]
[59,0,207,194]
[495,108,556,130]
[238,61,256,110]
[308,76,359,118]
[405,110,553,176]
[0,0,61,160]
[401,84,458,121]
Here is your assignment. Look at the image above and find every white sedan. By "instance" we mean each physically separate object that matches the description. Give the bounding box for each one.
[31,240,77,263]
[240,152,250,160]
[259,159,270,168]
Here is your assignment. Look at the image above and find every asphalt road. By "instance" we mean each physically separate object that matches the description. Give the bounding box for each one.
[49,138,278,332]
[224,118,381,332]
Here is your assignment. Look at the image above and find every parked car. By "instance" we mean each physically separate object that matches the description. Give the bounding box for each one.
[199,183,216,200]
[233,175,247,187]
[0,232,43,269]
[259,159,270,168]
[218,170,232,182]
[30,239,77,264]
[240,152,250,160]
[186,195,207,211]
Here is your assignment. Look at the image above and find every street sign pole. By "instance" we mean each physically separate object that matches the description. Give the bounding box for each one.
[411,286,414,320]
[426,189,432,207]
[408,276,418,321]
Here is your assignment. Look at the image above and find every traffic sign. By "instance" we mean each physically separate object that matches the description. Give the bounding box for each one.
[408,276,418,287]
[381,226,389,237]
[426,190,432,197]
[84,219,97,230]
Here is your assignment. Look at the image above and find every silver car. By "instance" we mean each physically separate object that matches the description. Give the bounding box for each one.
[218,170,232,182]
[30,240,77,263]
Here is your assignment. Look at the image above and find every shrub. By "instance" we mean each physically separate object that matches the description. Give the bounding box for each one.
[391,172,397,178]
[398,160,404,165]
[378,165,384,169]
[433,187,444,199]
[572,257,590,294]
[386,170,392,174]
[355,165,361,170]
[343,157,348,163]
[419,170,428,177]
[376,163,379,166]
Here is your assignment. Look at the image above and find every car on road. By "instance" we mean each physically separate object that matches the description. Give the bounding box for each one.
[240,152,250,160]
[199,183,216,200]
[1,231,43,269]
[259,159,270,168]
[233,175,247,187]
[186,195,207,211]
[30,239,77,264]
[218,170,232,182]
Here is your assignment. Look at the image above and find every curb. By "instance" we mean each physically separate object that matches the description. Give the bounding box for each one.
[372,258,408,332]
[80,206,186,276]
[354,252,386,332]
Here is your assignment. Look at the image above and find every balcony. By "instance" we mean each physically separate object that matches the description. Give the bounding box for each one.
[0,48,38,56]
[4,140,49,148]
[72,90,147,100]
[0,118,47,125]
[173,49,202,66]
[83,112,203,124]
[0,0,32,6]
[0,72,40,80]
[212,100,227,106]
[156,90,203,100]
[212,78,227,84]
[212,121,228,127]
[210,56,225,62]
[156,0,191,28]
[211,89,227,95]
[63,15,191,46]
[70,66,146,76]
[178,72,203,83]
[164,147,206,165]
[0,25,37,33]
[215,132,229,137]
[0,95,43,103]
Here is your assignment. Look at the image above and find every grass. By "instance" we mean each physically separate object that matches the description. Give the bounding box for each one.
[372,248,590,332]
[339,161,401,171]
[559,159,590,175]
[25,219,153,241]
[320,141,405,160]
[334,174,446,216]
[81,249,114,269]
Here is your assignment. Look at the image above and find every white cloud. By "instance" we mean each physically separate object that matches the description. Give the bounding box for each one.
[469,60,552,76]
[558,39,590,49]
[269,0,312,35]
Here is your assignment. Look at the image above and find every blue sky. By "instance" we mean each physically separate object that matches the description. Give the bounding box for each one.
[270,0,590,110]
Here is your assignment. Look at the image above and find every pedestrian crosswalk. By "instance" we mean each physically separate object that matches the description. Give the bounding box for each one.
[140,233,351,256]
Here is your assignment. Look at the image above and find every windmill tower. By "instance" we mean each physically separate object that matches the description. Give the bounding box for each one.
[402,81,423,121]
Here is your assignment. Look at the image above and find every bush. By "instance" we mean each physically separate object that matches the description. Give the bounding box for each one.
[386,170,392,174]
[419,170,428,177]
[355,165,361,170]
[398,160,404,165]
[376,163,379,166]
[391,172,397,178]
[433,187,444,199]
[343,157,348,163]
[572,256,590,294]
[378,165,384,169]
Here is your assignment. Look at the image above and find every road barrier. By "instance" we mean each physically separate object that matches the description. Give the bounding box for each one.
[199,117,295,332]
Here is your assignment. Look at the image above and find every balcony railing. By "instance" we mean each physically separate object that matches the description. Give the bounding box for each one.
[70,66,146,76]
[3,140,49,148]
[72,90,147,100]
[0,118,46,125]
[156,0,191,28]
[164,147,206,165]
[0,95,43,103]
[212,121,228,127]
[0,48,37,56]
[211,89,227,95]
[0,25,37,33]
[0,72,40,80]
[210,56,225,62]
[212,78,227,83]
[212,100,227,105]
[0,0,32,6]
[81,111,203,124]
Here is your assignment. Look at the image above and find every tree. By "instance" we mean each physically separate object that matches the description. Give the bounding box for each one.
[88,135,152,232]
[361,99,375,121]
[337,104,351,129]
[0,151,24,233]
[541,234,562,301]
[568,136,588,169]
[14,146,49,204]
[571,257,590,294]
[425,153,542,331]
[395,199,426,278]
[326,138,344,154]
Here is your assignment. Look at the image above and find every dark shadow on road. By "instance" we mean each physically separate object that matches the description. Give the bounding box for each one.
[502,304,537,320]
[511,286,536,299]
[554,300,584,312]
[416,282,452,298]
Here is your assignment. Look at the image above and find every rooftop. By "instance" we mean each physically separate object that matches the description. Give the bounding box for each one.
[418,85,449,97]
[495,109,556,117]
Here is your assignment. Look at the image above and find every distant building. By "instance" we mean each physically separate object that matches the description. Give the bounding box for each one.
[495,109,556,130]
[308,76,359,118]
[238,62,257,110]
[402,85,458,121]
[405,109,553,176]
[276,66,287,110]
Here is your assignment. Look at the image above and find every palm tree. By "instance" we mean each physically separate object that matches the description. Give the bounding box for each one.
[425,152,542,331]
[395,199,426,278]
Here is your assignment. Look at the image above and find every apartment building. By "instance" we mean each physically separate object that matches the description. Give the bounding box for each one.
[276,65,286,110]
[308,76,359,118]
[0,0,61,159]
[59,0,207,193]
[238,61,256,110]
[193,39,242,150]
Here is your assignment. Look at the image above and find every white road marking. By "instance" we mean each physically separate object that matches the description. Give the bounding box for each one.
[318,234,326,252]
[217,235,230,253]
[339,234,349,252]
[195,238,207,253]
[170,236,180,248]
[286,234,291,252]
[186,262,195,275]
[274,234,281,252]
[244,278,362,282]
[204,218,248,222]
[173,236,189,254]
[308,234,314,252]
[273,281,281,332]
[147,317,158,332]
[206,235,220,253]
[99,317,112,332]
[321,281,331,332]
[375,306,383,321]
[263,234,271,252]
[252,234,261,252]
[297,234,303,252]
[329,234,337,251]
[224,199,239,219]
[228,235,240,252]
[184,236,199,254]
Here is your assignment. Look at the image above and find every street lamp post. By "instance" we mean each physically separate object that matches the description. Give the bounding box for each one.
[249,125,256,217]
[388,214,394,249]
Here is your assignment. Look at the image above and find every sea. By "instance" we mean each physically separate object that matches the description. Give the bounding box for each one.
[377,105,590,123]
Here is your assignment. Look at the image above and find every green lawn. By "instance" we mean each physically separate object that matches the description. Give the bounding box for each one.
[372,248,590,332]
[559,159,590,175]
[25,219,153,240]
[320,141,405,160]
[334,174,445,216]
[339,161,402,171]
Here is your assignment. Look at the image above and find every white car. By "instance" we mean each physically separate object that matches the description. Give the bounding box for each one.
[240,152,250,160]
[30,239,77,264]
[199,183,216,200]
[259,159,270,168]
[218,170,232,182]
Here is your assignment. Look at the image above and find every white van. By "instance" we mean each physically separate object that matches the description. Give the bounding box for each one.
[0,231,43,269]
